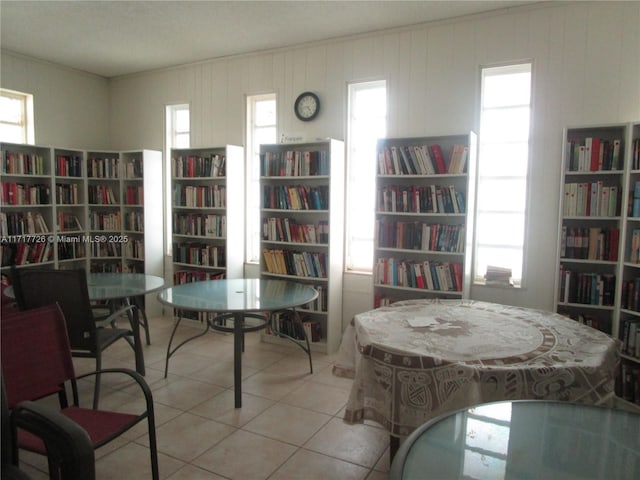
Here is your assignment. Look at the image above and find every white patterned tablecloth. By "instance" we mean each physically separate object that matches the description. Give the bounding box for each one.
[333,299,620,438]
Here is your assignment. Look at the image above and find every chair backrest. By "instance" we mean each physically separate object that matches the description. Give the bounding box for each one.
[14,268,97,352]
[1,304,77,408]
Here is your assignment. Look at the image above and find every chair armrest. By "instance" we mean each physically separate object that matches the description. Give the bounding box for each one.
[76,368,155,415]
[12,401,95,479]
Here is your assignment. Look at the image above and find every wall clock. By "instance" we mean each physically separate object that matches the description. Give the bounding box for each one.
[294,91,320,121]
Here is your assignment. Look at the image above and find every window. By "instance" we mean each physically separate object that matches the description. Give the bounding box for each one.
[165,103,190,252]
[474,63,532,287]
[246,94,277,263]
[0,88,34,144]
[346,80,387,272]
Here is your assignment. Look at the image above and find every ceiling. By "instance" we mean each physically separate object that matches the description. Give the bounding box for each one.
[0,0,535,78]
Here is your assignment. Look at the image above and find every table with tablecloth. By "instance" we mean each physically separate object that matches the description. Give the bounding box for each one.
[333,299,621,439]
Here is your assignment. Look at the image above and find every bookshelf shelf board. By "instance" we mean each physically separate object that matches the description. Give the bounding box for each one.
[557,302,615,311]
[376,247,464,256]
[559,258,618,265]
[262,240,327,247]
[374,283,462,294]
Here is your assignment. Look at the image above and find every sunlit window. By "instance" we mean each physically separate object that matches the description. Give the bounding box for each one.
[0,88,34,144]
[246,94,277,263]
[165,103,190,252]
[346,81,387,272]
[474,63,532,287]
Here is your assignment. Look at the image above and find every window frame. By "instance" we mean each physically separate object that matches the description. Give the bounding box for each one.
[473,61,533,288]
[164,103,191,253]
[345,79,387,273]
[245,93,277,264]
[0,88,35,144]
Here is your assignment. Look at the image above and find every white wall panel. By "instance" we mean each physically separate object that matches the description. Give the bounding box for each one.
[0,53,109,148]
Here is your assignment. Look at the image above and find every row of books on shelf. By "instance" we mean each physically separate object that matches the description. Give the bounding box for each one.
[0,242,53,266]
[565,137,623,172]
[0,212,49,236]
[377,143,468,175]
[260,150,329,177]
[173,213,226,237]
[172,154,226,178]
[173,184,226,208]
[302,285,327,312]
[377,185,465,214]
[562,182,619,217]
[620,319,640,358]
[373,295,396,308]
[375,220,465,252]
[55,155,82,177]
[622,278,640,312]
[124,159,143,178]
[1,182,51,205]
[618,363,640,405]
[124,185,144,205]
[557,267,615,306]
[173,243,226,267]
[91,242,121,258]
[262,217,329,244]
[123,240,144,260]
[88,185,118,205]
[630,180,640,218]
[124,211,144,232]
[264,311,322,342]
[89,211,122,231]
[262,185,329,211]
[262,249,328,278]
[1,150,47,175]
[87,156,119,179]
[629,229,640,264]
[55,184,80,205]
[91,262,143,273]
[58,242,85,261]
[560,226,619,261]
[173,270,226,285]
[57,212,82,231]
[559,312,611,335]
[633,138,640,170]
[374,257,463,292]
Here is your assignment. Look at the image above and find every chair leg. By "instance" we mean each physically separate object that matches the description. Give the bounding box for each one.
[147,409,159,480]
[93,354,102,410]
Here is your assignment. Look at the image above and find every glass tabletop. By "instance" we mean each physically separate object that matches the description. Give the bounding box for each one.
[393,400,640,480]
[87,272,165,301]
[157,278,318,312]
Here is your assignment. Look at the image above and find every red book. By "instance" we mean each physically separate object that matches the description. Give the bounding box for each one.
[430,144,447,174]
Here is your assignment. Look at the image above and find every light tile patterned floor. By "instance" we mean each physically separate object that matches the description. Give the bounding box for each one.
[18,315,391,479]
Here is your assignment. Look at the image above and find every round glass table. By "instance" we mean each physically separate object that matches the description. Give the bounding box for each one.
[158,278,318,407]
[390,400,640,480]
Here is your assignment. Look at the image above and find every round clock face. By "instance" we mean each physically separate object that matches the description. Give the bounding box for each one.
[294,92,320,121]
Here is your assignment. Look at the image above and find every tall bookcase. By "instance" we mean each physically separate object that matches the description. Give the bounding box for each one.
[259,139,344,353]
[1,143,163,314]
[373,133,477,307]
[554,122,640,409]
[170,145,244,320]
[617,122,640,408]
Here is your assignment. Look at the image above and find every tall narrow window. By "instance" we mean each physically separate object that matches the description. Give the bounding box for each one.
[474,63,532,287]
[0,88,34,144]
[165,103,190,252]
[346,80,387,272]
[246,94,277,263]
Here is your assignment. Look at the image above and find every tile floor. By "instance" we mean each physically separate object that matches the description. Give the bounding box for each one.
[18,315,392,480]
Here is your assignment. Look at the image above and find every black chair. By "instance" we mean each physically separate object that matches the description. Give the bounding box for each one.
[12,268,141,409]
[2,376,96,480]
[1,304,159,480]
